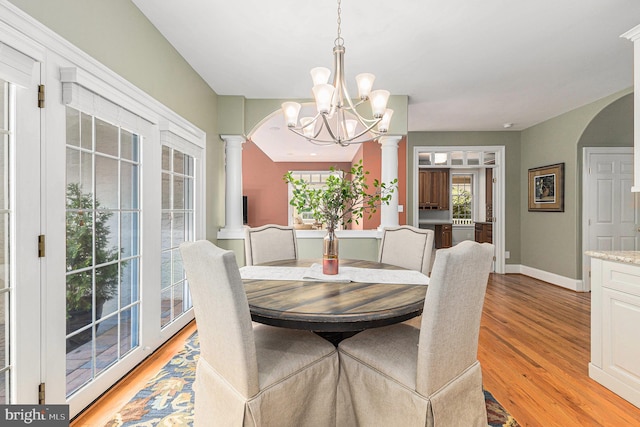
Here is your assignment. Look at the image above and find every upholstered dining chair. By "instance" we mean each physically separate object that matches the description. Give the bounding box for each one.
[337,240,494,427]
[378,225,434,275]
[180,240,338,427]
[244,224,298,266]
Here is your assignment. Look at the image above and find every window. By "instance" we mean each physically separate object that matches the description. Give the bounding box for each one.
[452,174,473,225]
[161,145,194,328]
[287,170,343,229]
[65,107,141,397]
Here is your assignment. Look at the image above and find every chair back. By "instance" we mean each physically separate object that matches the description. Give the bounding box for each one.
[416,240,494,396]
[245,224,298,265]
[378,226,434,275]
[180,240,259,398]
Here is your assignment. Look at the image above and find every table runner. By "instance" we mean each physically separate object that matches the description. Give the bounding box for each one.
[240,263,429,285]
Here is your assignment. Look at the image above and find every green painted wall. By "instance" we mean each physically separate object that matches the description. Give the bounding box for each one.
[520,88,632,279]
[407,132,522,264]
[9,0,223,241]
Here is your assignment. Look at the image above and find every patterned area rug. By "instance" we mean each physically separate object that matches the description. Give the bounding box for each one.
[106,332,519,426]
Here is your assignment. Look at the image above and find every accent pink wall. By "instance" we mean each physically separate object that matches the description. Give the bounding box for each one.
[242,138,406,229]
[242,140,352,227]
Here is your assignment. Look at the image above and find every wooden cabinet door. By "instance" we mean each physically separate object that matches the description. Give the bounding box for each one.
[436,169,450,210]
[434,224,452,248]
[419,171,431,208]
[419,169,449,210]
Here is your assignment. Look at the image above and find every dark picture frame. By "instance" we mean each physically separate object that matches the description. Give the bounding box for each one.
[528,163,564,212]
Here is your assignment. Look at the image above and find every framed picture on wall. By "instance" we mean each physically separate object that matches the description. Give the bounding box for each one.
[528,163,564,212]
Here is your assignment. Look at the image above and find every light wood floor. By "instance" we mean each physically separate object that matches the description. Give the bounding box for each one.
[71,273,640,427]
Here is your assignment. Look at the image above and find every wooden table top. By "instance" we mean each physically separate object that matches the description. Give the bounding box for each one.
[243,259,428,332]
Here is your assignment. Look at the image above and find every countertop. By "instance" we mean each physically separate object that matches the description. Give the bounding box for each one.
[585,250,640,265]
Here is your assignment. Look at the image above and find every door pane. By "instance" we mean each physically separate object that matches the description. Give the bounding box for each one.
[65,107,141,397]
[160,145,195,328]
[0,80,10,402]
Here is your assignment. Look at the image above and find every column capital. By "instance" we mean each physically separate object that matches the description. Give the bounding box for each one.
[220,134,247,145]
[378,135,402,148]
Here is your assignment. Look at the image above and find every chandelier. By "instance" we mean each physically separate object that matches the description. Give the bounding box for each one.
[281,0,393,146]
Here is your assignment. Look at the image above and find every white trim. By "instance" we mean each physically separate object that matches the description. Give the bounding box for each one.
[0,42,36,87]
[504,264,521,274]
[507,264,584,291]
[621,24,640,42]
[413,145,505,274]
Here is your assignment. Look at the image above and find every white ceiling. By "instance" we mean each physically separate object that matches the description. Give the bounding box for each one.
[132,0,640,161]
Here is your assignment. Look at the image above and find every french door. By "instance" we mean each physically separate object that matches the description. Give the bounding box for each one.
[2,7,205,416]
[0,43,43,404]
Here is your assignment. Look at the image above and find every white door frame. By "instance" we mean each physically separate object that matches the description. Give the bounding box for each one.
[582,147,634,292]
[412,146,505,274]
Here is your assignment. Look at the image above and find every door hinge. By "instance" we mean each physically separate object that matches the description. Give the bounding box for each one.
[38,383,45,404]
[492,178,497,183]
[38,234,45,257]
[492,256,496,261]
[38,84,45,108]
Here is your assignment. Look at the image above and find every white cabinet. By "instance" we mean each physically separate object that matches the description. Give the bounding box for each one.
[589,256,640,408]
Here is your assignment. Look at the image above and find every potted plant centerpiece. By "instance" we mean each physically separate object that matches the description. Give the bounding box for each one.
[284,160,397,275]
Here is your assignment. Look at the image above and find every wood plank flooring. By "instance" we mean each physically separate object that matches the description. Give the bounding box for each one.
[71,273,640,426]
[479,273,640,426]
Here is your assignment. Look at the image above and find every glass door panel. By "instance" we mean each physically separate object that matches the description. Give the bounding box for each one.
[0,79,10,403]
[161,145,194,328]
[65,107,141,397]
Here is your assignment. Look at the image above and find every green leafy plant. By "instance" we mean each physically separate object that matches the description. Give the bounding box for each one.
[452,187,472,219]
[284,160,398,232]
[66,182,119,318]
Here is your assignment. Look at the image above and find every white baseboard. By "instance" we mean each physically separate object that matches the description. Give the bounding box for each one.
[503,264,585,292]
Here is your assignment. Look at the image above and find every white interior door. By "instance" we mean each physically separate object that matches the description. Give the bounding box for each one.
[583,148,640,291]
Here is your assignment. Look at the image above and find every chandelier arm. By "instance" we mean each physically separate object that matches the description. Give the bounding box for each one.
[343,118,384,142]
[321,113,340,142]
[287,127,336,145]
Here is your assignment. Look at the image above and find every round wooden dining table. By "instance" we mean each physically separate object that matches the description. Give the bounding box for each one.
[243,259,428,335]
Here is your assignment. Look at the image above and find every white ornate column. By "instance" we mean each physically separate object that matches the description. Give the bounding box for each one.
[378,135,402,230]
[220,135,246,232]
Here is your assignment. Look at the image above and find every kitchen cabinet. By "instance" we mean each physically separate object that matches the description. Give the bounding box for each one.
[474,222,492,244]
[419,169,449,210]
[587,252,640,408]
[434,223,452,249]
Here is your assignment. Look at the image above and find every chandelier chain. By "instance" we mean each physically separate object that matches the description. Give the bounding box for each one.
[335,0,344,47]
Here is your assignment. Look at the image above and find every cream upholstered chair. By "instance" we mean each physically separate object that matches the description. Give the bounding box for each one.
[180,240,338,427]
[244,224,298,266]
[378,225,434,276]
[337,240,494,427]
